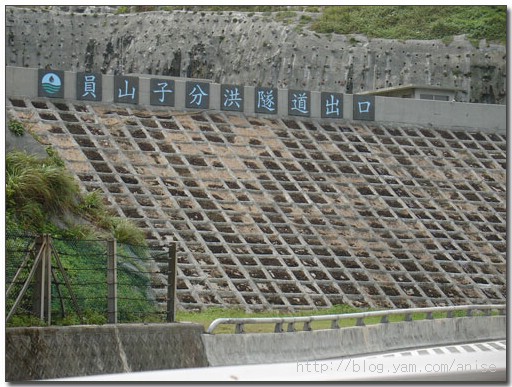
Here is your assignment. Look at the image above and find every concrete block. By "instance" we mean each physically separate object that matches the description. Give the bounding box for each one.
[344,93,354,121]
[310,91,322,118]
[64,70,76,100]
[202,316,506,367]
[139,76,151,106]
[244,85,255,115]
[209,83,221,111]
[174,80,186,110]
[6,323,208,381]
[102,74,114,103]
[376,96,506,132]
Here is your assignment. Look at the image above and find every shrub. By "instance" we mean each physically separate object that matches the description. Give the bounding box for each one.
[8,120,25,136]
[60,224,100,240]
[6,150,148,246]
[310,5,506,43]
[46,146,65,167]
[115,6,130,14]
[110,217,147,246]
[56,311,107,326]
[7,315,48,328]
[78,189,106,219]
[6,151,79,229]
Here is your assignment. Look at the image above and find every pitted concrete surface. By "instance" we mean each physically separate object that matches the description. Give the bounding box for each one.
[5,6,506,104]
[6,97,506,312]
[5,323,208,381]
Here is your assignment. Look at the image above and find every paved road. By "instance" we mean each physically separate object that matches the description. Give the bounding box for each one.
[56,339,505,382]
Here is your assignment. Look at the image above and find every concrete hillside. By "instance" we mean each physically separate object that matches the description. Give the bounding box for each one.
[6,96,506,312]
[5,6,506,104]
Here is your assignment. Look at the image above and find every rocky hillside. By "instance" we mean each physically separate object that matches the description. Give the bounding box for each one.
[6,6,506,104]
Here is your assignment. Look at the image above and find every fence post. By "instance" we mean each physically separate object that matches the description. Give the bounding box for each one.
[167,242,177,322]
[31,234,52,323]
[107,239,117,324]
[45,234,52,325]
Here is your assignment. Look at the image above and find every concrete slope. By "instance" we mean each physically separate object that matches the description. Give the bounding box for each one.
[6,97,506,312]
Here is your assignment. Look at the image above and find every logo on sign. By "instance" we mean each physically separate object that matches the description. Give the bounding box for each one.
[41,73,62,95]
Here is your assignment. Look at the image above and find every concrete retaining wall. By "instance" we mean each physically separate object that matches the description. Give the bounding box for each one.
[6,66,506,132]
[5,323,208,381]
[5,316,506,380]
[376,96,505,133]
[202,316,506,367]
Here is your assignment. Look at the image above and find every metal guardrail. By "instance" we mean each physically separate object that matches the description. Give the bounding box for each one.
[206,304,506,334]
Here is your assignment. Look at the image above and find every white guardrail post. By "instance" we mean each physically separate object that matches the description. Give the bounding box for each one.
[206,304,506,334]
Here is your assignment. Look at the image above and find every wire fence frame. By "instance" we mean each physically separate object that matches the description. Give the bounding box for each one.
[5,233,177,325]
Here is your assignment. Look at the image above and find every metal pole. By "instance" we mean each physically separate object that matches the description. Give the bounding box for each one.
[31,235,46,320]
[6,239,37,297]
[51,241,83,321]
[167,243,177,323]
[107,239,117,324]
[8,238,46,323]
[39,237,46,321]
[45,234,52,325]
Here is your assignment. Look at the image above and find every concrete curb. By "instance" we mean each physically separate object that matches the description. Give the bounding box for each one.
[202,316,506,366]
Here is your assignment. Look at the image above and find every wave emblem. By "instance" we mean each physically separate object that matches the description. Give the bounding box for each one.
[41,73,62,94]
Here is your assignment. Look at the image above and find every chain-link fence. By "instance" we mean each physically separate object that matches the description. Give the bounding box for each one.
[6,232,175,325]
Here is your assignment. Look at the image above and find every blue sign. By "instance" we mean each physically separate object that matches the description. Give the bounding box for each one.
[353,95,375,121]
[221,84,244,112]
[38,69,64,98]
[34,68,378,121]
[114,76,139,104]
[321,92,343,119]
[150,78,175,106]
[288,89,310,117]
[186,81,210,109]
[77,72,102,101]
[255,87,277,114]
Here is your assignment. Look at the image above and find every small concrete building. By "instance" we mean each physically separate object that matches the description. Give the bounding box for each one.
[360,84,466,102]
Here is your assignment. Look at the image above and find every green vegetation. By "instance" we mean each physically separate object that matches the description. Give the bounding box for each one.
[6,149,155,326]
[159,6,292,13]
[7,315,48,327]
[311,6,506,44]
[8,120,25,136]
[115,6,130,14]
[114,5,505,44]
[111,218,147,246]
[6,151,79,230]
[6,150,145,245]
[6,310,110,328]
[45,146,65,167]
[6,235,157,327]
[274,10,297,24]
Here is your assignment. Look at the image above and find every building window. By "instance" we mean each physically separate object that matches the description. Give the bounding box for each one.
[420,94,450,101]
